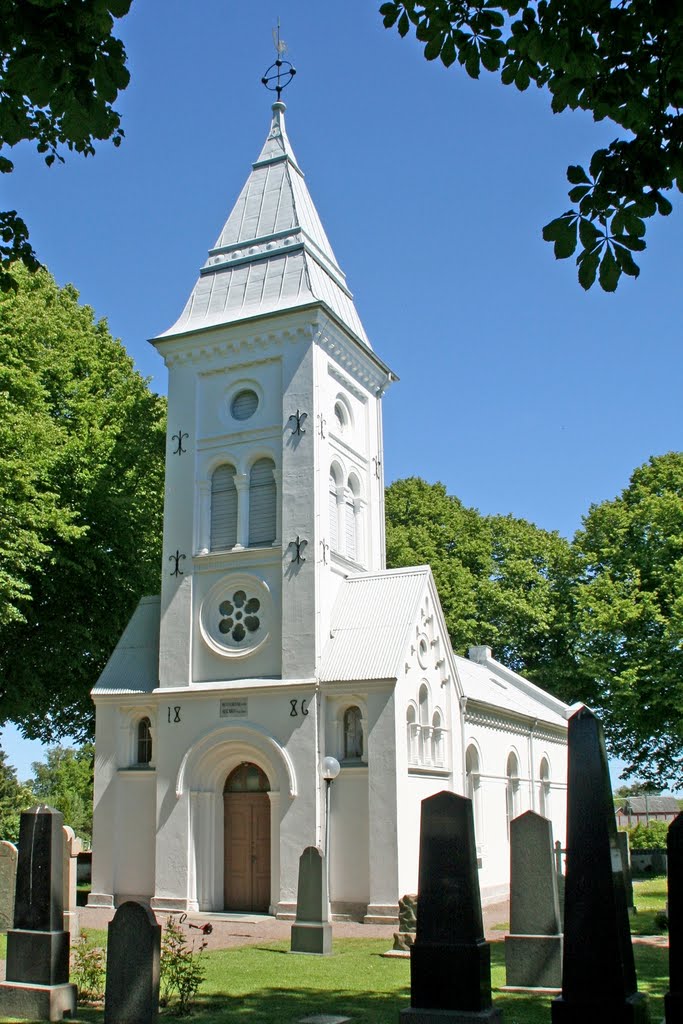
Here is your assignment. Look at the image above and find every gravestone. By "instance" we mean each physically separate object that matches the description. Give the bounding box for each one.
[393,894,418,952]
[105,901,161,1023]
[505,811,562,990]
[0,840,18,932]
[554,840,566,928]
[63,824,83,940]
[290,846,332,955]
[0,805,77,1021]
[401,790,502,1024]
[665,813,683,1023]
[616,831,635,914]
[551,707,650,1024]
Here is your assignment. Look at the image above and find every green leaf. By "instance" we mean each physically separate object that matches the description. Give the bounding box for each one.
[655,194,673,216]
[515,67,530,90]
[398,11,410,36]
[614,245,640,278]
[480,45,501,72]
[567,165,590,186]
[569,185,591,203]
[380,3,400,27]
[441,35,457,68]
[578,217,600,249]
[598,247,620,292]
[543,214,574,242]
[578,249,600,290]
[424,34,443,61]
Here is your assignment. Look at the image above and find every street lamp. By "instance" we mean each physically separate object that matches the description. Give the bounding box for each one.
[321,756,341,904]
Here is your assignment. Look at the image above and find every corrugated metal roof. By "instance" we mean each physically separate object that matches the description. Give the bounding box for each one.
[93,596,159,694]
[155,102,370,347]
[620,796,679,814]
[456,655,568,728]
[319,568,430,682]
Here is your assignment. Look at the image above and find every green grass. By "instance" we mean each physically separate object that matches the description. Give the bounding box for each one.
[631,874,668,935]
[2,935,669,1024]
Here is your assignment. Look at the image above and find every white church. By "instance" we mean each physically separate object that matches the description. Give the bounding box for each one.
[89,98,570,922]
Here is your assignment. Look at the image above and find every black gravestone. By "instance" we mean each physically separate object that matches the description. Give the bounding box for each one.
[551,707,650,1024]
[290,846,332,955]
[505,810,562,989]
[665,813,683,1023]
[401,791,501,1024]
[105,901,161,1024]
[0,805,77,1021]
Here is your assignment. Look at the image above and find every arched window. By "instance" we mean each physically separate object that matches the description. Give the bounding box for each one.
[539,757,551,818]
[465,744,482,834]
[334,401,347,432]
[406,705,418,764]
[137,717,152,765]
[345,475,360,562]
[211,464,238,550]
[431,710,444,767]
[224,762,270,792]
[418,684,430,764]
[248,458,276,546]
[329,468,341,552]
[506,751,521,835]
[343,706,364,761]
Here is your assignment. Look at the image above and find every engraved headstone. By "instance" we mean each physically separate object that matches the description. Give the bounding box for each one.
[62,824,83,940]
[505,811,562,989]
[0,840,18,932]
[0,805,77,1021]
[665,813,683,1023]
[105,901,161,1024]
[290,846,332,955]
[401,790,502,1024]
[551,707,650,1024]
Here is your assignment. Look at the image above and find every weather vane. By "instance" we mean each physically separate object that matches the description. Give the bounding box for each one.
[261,19,296,99]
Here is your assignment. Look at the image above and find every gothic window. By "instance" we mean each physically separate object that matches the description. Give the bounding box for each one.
[137,717,152,765]
[539,757,551,818]
[431,710,444,767]
[248,457,276,546]
[329,468,341,551]
[343,706,364,761]
[211,464,238,550]
[506,751,521,835]
[406,705,418,765]
[465,744,482,834]
[334,401,347,432]
[345,474,361,562]
[418,683,430,764]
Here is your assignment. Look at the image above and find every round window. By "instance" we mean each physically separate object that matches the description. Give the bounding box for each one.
[231,389,258,421]
[417,634,430,669]
[200,574,272,659]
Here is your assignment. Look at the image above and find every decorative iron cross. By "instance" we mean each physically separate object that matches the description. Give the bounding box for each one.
[169,550,186,577]
[318,414,326,439]
[172,428,188,455]
[289,536,307,564]
[320,539,330,565]
[373,455,382,479]
[288,409,308,436]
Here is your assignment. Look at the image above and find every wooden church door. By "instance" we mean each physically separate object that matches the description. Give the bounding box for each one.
[223,763,271,912]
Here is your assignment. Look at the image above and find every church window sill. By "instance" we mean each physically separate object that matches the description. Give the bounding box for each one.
[408,766,450,778]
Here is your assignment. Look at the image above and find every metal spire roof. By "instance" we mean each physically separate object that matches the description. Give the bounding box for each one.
[155,101,371,346]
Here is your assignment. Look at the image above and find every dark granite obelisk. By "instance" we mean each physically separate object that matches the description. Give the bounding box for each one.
[290,846,332,955]
[665,813,683,1023]
[401,791,501,1024]
[551,707,650,1024]
[0,805,77,1021]
[505,810,563,990]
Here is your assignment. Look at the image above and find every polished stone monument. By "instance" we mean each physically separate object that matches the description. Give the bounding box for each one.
[0,805,77,1021]
[505,810,562,990]
[551,707,650,1024]
[616,830,635,914]
[290,846,332,955]
[105,901,161,1023]
[401,791,501,1024]
[665,813,683,1024]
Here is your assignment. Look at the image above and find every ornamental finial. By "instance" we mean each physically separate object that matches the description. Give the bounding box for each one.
[261,18,296,99]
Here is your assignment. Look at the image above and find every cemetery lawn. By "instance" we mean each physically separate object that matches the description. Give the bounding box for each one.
[19,936,665,1024]
[631,874,668,935]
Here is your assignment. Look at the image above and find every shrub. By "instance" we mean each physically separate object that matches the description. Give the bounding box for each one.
[160,915,207,1016]
[628,821,669,849]
[71,930,105,1003]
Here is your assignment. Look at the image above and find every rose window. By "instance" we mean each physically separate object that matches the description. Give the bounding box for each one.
[218,590,261,643]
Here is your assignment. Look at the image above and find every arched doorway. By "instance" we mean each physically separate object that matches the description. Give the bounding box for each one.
[223,762,271,912]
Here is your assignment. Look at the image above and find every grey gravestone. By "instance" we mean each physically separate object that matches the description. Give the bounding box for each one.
[291,846,332,955]
[616,831,635,914]
[401,791,502,1024]
[665,813,683,1023]
[0,805,77,1021]
[551,707,650,1024]
[392,894,418,952]
[105,901,161,1024]
[0,840,18,932]
[504,811,562,989]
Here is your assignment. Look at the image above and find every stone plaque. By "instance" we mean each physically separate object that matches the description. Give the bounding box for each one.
[220,699,248,718]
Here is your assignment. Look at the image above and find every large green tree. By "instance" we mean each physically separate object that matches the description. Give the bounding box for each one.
[380,0,682,292]
[0,0,132,290]
[569,452,683,787]
[0,748,34,842]
[30,744,94,843]
[385,476,575,684]
[0,263,166,742]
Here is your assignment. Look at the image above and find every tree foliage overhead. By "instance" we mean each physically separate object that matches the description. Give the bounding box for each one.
[379,0,682,292]
[0,263,166,742]
[0,0,132,291]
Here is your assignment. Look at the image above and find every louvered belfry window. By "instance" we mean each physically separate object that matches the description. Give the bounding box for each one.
[211,464,238,550]
[329,475,339,551]
[248,458,276,546]
[345,493,357,560]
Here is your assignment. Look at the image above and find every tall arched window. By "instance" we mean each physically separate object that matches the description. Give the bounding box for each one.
[211,464,238,550]
[418,684,430,764]
[329,468,341,552]
[506,751,521,836]
[343,706,364,760]
[465,744,482,834]
[406,705,418,764]
[431,710,444,767]
[137,717,152,765]
[539,757,551,818]
[248,458,276,546]
[345,476,360,561]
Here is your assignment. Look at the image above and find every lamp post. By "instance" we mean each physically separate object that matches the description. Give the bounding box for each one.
[321,756,341,906]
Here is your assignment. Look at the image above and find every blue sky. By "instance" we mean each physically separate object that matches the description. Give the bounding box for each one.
[2,1,680,784]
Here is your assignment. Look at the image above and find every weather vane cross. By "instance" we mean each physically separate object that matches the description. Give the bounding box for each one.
[261,18,296,99]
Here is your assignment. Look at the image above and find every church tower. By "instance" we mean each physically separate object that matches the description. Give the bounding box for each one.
[153,100,396,690]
